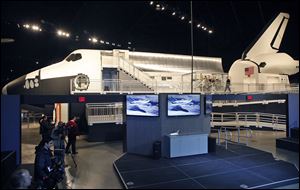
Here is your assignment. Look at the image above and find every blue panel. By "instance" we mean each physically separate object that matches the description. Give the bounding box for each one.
[1,95,21,165]
[288,94,299,137]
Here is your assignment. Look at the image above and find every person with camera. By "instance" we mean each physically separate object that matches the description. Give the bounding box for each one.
[51,121,66,165]
[34,137,54,188]
[65,116,80,155]
[39,115,54,141]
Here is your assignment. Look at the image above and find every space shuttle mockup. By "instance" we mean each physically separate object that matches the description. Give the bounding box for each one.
[2,49,223,95]
[229,12,299,91]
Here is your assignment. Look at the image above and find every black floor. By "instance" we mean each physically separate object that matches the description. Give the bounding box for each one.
[114,143,299,189]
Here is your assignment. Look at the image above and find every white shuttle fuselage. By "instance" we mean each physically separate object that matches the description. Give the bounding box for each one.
[2,49,223,95]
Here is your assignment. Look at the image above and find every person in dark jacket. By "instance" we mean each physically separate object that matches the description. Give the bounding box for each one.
[39,115,53,140]
[65,116,79,154]
[51,121,66,164]
[224,77,231,92]
[34,137,53,188]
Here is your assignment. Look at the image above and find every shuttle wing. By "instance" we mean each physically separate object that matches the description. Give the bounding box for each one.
[242,12,290,60]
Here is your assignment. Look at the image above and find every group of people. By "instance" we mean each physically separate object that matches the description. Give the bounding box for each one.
[199,76,231,93]
[8,116,80,189]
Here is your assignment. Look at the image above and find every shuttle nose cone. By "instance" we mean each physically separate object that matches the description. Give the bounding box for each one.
[1,75,26,95]
[1,84,8,95]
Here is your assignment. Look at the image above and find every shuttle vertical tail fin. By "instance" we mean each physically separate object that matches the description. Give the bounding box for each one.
[242,12,290,60]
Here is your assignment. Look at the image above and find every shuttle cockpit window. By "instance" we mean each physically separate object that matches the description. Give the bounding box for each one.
[66,53,82,62]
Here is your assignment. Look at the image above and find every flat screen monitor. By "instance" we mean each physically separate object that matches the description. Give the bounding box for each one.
[126,95,159,116]
[168,94,200,116]
[205,95,212,115]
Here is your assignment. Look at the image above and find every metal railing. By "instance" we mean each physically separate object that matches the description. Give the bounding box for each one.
[70,77,298,94]
[102,79,154,93]
[211,126,253,149]
[211,112,286,131]
[117,57,156,90]
[85,103,123,125]
[213,99,286,107]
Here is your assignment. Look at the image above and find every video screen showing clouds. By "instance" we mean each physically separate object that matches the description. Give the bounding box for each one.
[126,95,159,116]
[168,95,200,116]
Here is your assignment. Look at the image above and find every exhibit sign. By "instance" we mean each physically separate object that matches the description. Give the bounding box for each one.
[168,94,200,116]
[126,95,159,116]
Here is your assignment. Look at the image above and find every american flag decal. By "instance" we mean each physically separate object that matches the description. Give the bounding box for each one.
[245,66,254,77]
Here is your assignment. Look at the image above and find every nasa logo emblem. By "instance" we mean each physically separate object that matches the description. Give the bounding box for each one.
[74,74,90,90]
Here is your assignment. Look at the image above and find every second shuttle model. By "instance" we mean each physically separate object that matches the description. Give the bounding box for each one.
[229,12,299,92]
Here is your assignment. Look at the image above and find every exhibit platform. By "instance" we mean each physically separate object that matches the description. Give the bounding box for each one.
[114,143,299,189]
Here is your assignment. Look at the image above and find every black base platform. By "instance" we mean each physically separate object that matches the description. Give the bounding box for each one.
[114,143,299,189]
[276,138,299,152]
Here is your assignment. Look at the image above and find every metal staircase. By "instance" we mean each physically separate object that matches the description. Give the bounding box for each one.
[116,57,156,92]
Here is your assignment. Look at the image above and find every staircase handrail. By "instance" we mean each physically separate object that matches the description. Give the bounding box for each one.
[117,57,156,89]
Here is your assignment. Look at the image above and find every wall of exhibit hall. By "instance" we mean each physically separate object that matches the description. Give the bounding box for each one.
[126,94,211,157]
[287,93,299,137]
[1,95,21,165]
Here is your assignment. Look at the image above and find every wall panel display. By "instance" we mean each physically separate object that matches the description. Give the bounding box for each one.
[126,95,159,116]
[205,95,212,115]
[168,94,200,116]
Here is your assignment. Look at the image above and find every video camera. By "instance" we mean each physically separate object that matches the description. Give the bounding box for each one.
[42,159,65,189]
[53,122,67,140]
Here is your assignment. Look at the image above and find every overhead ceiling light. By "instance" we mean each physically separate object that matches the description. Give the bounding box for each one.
[208,30,213,34]
[181,16,185,20]
[150,1,154,5]
[172,12,176,16]
[23,24,30,28]
[31,25,40,31]
[91,38,98,43]
[197,24,201,28]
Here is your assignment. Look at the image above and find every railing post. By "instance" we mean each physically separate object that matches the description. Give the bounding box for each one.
[217,128,220,145]
[221,113,223,124]
[237,127,240,144]
[235,112,239,127]
[245,129,248,146]
[256,112,259,128]
[225,128,228,150]
[27,115,30,128]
